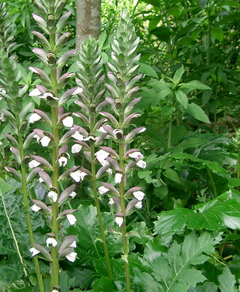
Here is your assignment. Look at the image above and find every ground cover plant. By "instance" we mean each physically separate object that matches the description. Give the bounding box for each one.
[1,0,240,291]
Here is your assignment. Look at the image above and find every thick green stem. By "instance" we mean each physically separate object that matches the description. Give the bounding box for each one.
[119,114,131,292]
[18,133,45,292]
[50,27,59,287]
[90,116,113,278]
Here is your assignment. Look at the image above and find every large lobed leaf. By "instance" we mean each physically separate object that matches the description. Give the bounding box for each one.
[154,195,240,235]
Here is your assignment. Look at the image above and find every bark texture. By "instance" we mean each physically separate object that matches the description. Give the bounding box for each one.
[75,0,101,50]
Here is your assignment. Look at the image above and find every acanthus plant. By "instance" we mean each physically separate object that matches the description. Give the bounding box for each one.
[95,9,147,292]
[0,0,147,290]
[23,0,80,290]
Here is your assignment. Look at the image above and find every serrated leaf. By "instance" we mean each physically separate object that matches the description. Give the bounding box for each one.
[133,268,162,291]
[150,231,220,292]
[0,178,12,193]
[93,276,117,292]
[218,266,236,292]
[185,103,210,124]
[175,90,188,109]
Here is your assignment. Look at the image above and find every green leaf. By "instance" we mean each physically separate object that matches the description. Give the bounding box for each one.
[93,277,117,292]
[185,103,210,124]
[139,63,158,78]
[163,168,180,183]
[0,178,12,193]
[175,90,188,109]
[150,231,221,292]
[150,26,171,43]
[218,267,236,292]
[133,268,162,291]
[211,27,224,40]
[173,65,184,85]
[180,80,211,91]
[0,259,23,286]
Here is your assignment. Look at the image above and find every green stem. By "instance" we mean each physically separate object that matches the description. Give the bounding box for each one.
[18,133,45,292]
[168,114,173,150]
[206,3,211,67]
[207,167,218,198]
[90,117,113,279]
[119,114,131,292]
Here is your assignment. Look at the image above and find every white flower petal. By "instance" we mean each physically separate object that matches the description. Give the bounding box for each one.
[129,151,143,159]
[71,144,82,154]
[29,113,41,124]
[133,191,145,201]
[62,116,73,128]
[48,191,58,202]
[72,131,84,140]
[28,160,41,169]
[72,87,83,95]
[29,88,41,97]
[115,173,123,184]
[109,198,115,205]
[69,191,77,198]
[95,149,109,166]
[58,156,68,167]
[66,251,77,262]
[66,214,77,225]
[31,204,41,212]
[136,160,146,169]
[33,133,41,143]
[46,237,57,247]
[98,186,109,194]
[70,170,87,182]
[30,247,40,256]
[40,136,51,147]
[69,240,77,248]
[115,216,123,227]
[135,201,142,209]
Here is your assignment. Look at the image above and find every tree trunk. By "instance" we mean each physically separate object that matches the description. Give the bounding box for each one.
[75,0,101,50]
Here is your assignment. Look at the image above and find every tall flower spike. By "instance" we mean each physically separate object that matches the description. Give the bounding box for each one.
[74,36,113,279]
[103,10,144,292]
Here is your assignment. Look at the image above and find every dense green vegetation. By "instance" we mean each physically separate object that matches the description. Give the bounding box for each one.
[1,0,240,291]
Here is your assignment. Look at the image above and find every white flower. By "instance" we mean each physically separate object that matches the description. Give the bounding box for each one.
[129,151,144,159]
[39,177,44,183]
[109,198,115,205]
[28,160,41,169]
[48,191,58,202]
[98,186,109,194]
[31,204,41,212]
[29,113,41,124]
[29,88,41,97]
[70,241,77,248]
[40,136,51,147]
[33,133,41,143]
[52,289,59,292]
[30,247,40,256]
[66,214,77,225]
[98,126,107,133]
[70,169,87,182]
[115,216,123,227]
[95,149,109,166]
[83,136,96,141]
[46,237,57,247]
[69,191,77,198]
[66,251,77,262]
[71,144,82,154]
[72,87,83,95]
[72,131,83,140]
[136,160,146,169]
[133,191,145,201]
[62,116,73,127]
[135,201,142,209]
[115,173,123,184]
[58,156,68,167]
[106,168,113,175]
